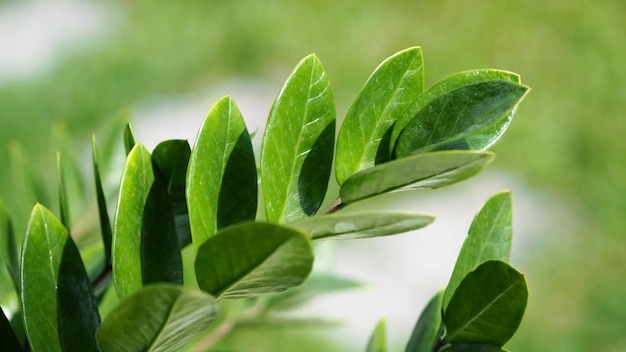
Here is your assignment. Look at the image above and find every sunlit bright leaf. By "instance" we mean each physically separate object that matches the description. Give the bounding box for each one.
[195,222,313,300]
[113,143,154,299]
[336,47,424,184]
[443,191,512,310]
[187,96,257,252]
[289,211,433,240]
[366,319,387,352]
[340,151,494,204]
[97,284,218,352]
[21,204,100,352]
[261,54,335,223]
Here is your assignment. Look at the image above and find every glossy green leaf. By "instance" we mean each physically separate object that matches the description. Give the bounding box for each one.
[92,135,113,265]
[336,47,424,184]
[1,307,21,352]
[21,204,100,352]
[440,343,508,352]
[289,211,434,240]
[406,291,444,352]
[394,80,528,157]
[366,319,387,352]
[261,54,336,223]
[444,260,528,346]
[0,199,19,291]
[340,151,494,204]
[113,143,154,299]
[123,123,136,155]
[97,284,218,352]
[56,151,70,229]
[390,70,520,151]
[443,191,512,310]
[152,140,192,247]
[187,96,257,252]
[141,164,183,285]
[195,222,314,300]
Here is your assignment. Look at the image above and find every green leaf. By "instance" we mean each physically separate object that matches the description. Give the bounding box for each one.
[1,307,21,352]
[0,200,19,292]
[92,135,113,265]
[440,343,508,352]
[152,140,192,247]
[394,80,529,157]
[366,319,387,352]
[141,163,183,285]
[406,291,444,352]
[187,96,257,252]
[444,260,528,346]
[20,204,100,352]
[443,191,512,310]
[340,151,494,204]
[336,47,424,184]
[123,123,136,155]
[289,211,434,240]
[261,54,336,223]
[113,143,154,299]
[56,151,70,229]
[97,284,218,352]
[390,70,521,151]
[195,222,314,300]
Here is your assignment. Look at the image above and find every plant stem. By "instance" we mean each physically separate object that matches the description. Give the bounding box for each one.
[319,197,346,214]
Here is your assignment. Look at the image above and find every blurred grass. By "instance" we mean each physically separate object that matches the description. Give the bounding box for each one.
[1,0,625,350]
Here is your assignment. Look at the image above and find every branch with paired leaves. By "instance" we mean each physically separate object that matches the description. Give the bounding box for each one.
[0,46,529,351]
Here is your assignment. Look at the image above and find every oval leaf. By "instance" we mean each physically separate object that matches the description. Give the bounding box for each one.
[444,260,528,346]
[289,211,434,240]
[443,191,512,310]
[395,80,529,157]
[340,151,494,204]
[113,143,154,299]
[366,319,387,352]
[152,140,192,247]
[336,47,424,184]
[92,135,113,266]
[187,96,257,252]
[261,54,336,223]
[195,222,314,300]
[21,204,100,352]
[390,70,520,150]
[97,284,218,352]
[406,291,444,352]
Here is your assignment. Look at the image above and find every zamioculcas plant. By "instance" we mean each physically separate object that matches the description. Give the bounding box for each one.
[0,46,530,351]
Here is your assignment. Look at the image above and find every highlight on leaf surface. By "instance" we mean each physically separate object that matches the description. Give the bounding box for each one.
[261,54,336,224]
[336,46,424,184]
[195,222,314,300]
[187,96,257,252]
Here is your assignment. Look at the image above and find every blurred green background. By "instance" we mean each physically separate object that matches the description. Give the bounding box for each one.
[1,0,625,350]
